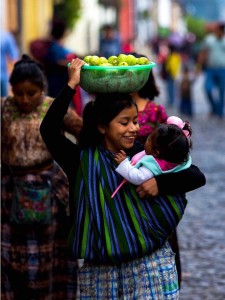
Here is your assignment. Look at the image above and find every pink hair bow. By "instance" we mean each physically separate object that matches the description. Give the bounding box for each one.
[166,116,190,137]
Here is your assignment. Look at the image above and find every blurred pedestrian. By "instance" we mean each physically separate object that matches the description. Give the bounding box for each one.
[197,22,225,118]
[179,65,194,118]
[30,17,83,115]
[42,18,75,97]
[0,29,19,97]
[164,44,182,107]
[99,24,122,58]
[130,65,168,145]
[1,54,82,299]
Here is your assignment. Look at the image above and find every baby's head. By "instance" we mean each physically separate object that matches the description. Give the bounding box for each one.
[144,116,192,164]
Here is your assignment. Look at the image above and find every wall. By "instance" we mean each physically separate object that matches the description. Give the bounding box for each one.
[21,0,53,53]
[1,0,53,54]
[65,0,102,57]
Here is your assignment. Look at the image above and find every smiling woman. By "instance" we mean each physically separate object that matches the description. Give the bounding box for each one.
[97,105,139,152]
[78,92,139,150]
[40,58,206,299]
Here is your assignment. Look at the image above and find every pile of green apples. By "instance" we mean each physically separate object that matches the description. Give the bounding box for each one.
[83,54,150,66]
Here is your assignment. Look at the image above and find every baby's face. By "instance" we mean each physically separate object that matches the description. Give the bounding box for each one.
[144,128,160,157]
[144,137,153,155]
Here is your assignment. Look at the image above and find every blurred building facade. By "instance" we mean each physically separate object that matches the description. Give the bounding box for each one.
[1,0,186,59]
[1,0,53,54]
[67,0,185,57]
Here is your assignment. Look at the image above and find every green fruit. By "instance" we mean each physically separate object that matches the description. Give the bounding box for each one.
[83,55,91,64]
[108,55,118,66]
[126,54,137,66]
[137,57,150,65]
[118,61,128,66]
[99,57,108,64]
[89,55,100,66]
[99,63,113,66]
[117,54,128,64]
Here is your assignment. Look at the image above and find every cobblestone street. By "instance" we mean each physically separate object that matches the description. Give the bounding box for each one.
[158,73,225,300]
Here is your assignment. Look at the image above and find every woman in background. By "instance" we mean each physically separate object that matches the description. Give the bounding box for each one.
[131,68,167,144]
[1,54,82,299]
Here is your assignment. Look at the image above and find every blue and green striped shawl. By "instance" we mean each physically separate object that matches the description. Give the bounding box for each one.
[68,145,187,264]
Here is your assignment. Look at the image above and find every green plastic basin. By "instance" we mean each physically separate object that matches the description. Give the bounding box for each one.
[80,62,156,93]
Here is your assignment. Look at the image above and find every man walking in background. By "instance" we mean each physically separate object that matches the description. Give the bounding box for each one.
[198,22,225,118]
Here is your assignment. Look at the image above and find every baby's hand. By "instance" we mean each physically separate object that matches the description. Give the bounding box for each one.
[114,150,127,165]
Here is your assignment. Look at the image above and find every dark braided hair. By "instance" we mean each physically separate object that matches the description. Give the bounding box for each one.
[9,54,47,91]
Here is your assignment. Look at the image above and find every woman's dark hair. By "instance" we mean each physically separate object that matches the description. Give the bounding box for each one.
[9,54,47,91]
[79,93,137,148]
[137,70,160,99]
[129,52,160,100]
[150,122,192,164]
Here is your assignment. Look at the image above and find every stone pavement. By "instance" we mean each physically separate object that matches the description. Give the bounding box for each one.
[156,73,225,300]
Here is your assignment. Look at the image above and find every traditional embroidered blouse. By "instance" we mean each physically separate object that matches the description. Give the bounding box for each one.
[2,96,53,167]
[2,95,82,168]
[137,101,167,144]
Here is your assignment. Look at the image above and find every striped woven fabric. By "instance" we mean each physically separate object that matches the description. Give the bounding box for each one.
[68,146,187,264]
